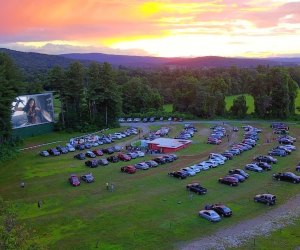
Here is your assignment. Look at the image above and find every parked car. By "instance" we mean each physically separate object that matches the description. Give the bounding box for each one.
[136,151,145,157]
[56,145,68,154]
[169,154,178,160]
[84,143,92,149]
[181,167,196,176]
[97,158,109,166]
[197,162,211,170]
[102,148,114,154]
[81,173,94,183]
[278,138,293,145]
[93,149,103,156]
[69,174,80,186]
[254,155,277,164]
[218,176,239,186]
[245,163,263,172]
[228,174,245,182]
[268,149,287,157]
[296,165,300,172]
[207,137,221,145]
[222,152,233,160]
[127,152,138,159]
[255,162,272,171]
[121,165,136,174]
[48,148,60,156]
[273,172,300,183]
[85,151,96,158]
[40,150,50,157]
[153,157,166,164]
[199,210,221,222]
[204,204,232,217]
[112,145,122,152]
[254,194,276,205]
[145,160,158,167]
[107,155,120,163]
[118,153,131,161]
[162,155,174,163]
[66,144,76,152]
[186,183,207,195]
[74,153,85,160]
[134,162,150,170]
[75,144,85,150]
[228,169,249,178]
[85,160,98,168]
[168,171,188,179]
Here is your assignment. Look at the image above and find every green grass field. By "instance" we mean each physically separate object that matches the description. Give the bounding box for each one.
[163,104,173,113]
[1,123,300,249]
[225,94,255,114]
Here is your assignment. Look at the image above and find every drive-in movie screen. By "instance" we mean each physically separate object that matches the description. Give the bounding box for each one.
[11,93,54,128]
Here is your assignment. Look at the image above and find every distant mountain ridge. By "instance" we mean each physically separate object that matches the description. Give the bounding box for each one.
[1,48,300,73]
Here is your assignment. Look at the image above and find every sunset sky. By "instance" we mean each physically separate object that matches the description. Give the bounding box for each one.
[1,0,300,57]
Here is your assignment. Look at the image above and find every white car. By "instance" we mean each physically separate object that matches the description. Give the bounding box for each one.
[245,163,263,172]
[210,157,225,165]
[209,153,227,161]
[203,160,218,168]
[181,167,196,176]
[136,151,145,157]
[115,133,126,138]
[282,145,296,151]
[66,143,76,152]
[197,162,211,170]
[189,165,201,173]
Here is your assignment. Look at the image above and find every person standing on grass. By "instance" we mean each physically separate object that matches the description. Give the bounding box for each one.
[106,182,109,191]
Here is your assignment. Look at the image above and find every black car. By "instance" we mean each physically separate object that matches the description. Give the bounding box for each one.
[255,162,272,171]
[168,171,187,179]
[204,204,232,217]
[273,172,300,184]
[153,157,166,164]
[74,153,86,160]
[107,155,119,163]
[56,145,68,154]
[254,155,277,164]
[85,160,98,168]
[81,173,94,183]
[186,183,207,195]
[222,152,233,160]
[48,148,60,156]
[102,148,114,154]
[254,194,276,205]
[228,169,249,178]
[97,158,109,166]
[75,144,85,150]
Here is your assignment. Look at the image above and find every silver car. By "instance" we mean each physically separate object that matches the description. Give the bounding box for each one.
[199,210,221,222]
[245,163,263,173]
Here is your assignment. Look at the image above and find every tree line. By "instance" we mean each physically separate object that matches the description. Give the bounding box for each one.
[1,51,300,146]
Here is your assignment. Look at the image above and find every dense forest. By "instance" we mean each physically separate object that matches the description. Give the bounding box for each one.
[1,51,300,148]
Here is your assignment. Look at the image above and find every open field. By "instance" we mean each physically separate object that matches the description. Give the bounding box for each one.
[0,122,300,249]
[225,94,255,114]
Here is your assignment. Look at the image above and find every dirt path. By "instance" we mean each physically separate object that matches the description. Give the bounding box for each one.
[179,193,300,250]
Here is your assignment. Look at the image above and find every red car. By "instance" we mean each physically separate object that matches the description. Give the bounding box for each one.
[121,165,136,174]
[93,149,103,156]
[69,174,80,186]
[118,153,131,161]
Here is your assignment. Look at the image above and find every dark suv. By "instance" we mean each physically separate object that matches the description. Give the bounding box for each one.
[254,194,276,205]
[186,183,207,195]
[204,204,232,217]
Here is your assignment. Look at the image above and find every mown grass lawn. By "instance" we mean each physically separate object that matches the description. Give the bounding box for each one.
[1,122,300,249]
[225,94,255,114]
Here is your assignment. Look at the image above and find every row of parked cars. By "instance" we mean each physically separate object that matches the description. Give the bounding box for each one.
[175,124,197,140]
[119,117,183,123]
[73,146,123,160]
[121,154,178,174]
[207,125,227,145]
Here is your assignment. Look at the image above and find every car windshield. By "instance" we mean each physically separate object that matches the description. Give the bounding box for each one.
[286,172,297,177]
[221,206,231,212]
